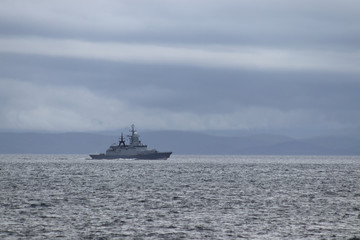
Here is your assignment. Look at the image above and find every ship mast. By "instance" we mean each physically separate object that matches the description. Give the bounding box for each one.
[128,124,136,145]
[131,124,136,136]
[119,133,126,147]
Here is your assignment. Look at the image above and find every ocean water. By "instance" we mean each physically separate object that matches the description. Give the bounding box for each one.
[0,155,359,240]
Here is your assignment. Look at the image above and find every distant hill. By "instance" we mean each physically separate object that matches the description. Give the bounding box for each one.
[0,132,113,154]
[0,131,359,155]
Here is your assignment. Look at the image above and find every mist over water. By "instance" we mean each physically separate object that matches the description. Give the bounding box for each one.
[1,155,360,239]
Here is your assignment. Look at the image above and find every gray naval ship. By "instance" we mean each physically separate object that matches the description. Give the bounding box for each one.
[90,124,172,160]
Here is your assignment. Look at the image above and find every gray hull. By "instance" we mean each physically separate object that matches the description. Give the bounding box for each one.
[89,152,172,160]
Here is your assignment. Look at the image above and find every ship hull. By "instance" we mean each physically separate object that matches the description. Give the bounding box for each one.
[89,152,172,160]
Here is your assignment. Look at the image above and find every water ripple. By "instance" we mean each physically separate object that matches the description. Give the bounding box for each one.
[0,155,360,239]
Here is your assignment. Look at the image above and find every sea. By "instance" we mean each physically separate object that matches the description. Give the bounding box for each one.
[0,155,359,240]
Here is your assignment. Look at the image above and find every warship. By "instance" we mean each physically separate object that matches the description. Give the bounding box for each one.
[89,124,172,160]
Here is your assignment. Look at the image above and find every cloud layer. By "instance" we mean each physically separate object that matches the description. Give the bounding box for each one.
[1,0,360,134]
[1,37,359,72]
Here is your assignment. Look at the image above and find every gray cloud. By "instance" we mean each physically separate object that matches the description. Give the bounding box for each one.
[1,0,359,48]
[0,0,359,133]
[1,53,359,132]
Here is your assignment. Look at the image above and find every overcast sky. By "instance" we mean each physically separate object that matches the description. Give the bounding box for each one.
[0,0,359,135]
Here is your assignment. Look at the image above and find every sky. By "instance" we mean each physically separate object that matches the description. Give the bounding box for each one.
[0,0,360,135]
